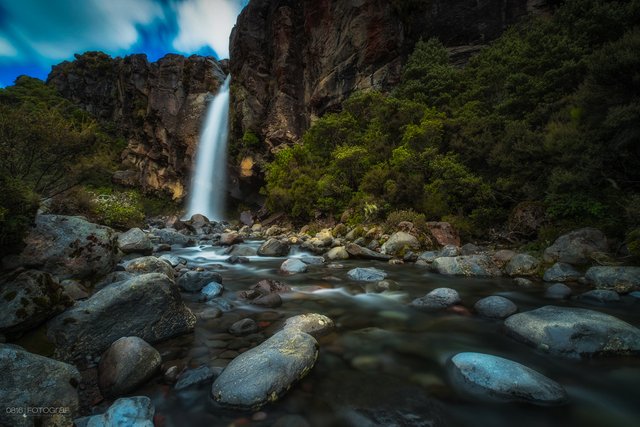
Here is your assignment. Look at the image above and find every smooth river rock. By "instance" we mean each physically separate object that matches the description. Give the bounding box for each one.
[280,258,308,274]
[584,266,640,293]
[0,344,80,427]
[283,313,335,338]
[449,352,567,405]
[410,288,461,311]
[345,243,392,261]
[211,329,318,410]
[77,396,154,427]
[504,306,640,358]
[178,270,223,292]
[118,228,153,254]
[543,228,608,265]
[504,254,539,276]
[543,262,582,282]
[125,255,175,279]
[347,267,388,281]
[381,231,420,256]
[47,273,196,362]
[98,337,161,398]
[474,296,517,319]
[257,238,290,256]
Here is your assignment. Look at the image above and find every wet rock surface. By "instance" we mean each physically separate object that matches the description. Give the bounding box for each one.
[347,267,388,282]
[474,296,517,319]
[211,329,318,410]
[410,288,461,312]
[47,273,195,362]
[585,266,640,293]
[449,352,567,405]
[504,306,640,358]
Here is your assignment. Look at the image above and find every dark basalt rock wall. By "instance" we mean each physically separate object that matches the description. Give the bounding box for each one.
[47,52,226,200]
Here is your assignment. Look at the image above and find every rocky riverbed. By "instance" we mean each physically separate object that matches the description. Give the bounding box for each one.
[1,214,640,426]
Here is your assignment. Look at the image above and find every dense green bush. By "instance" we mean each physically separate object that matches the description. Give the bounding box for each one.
[0,175,39,256]
[91,190,145,229]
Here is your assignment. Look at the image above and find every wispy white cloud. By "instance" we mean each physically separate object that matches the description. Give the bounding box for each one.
[172,0,243,59]
[0,36,18,58]
[1,0,163,62]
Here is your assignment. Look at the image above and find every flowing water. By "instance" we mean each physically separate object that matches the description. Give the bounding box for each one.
[185,76,231,221]
[135,242,640,427]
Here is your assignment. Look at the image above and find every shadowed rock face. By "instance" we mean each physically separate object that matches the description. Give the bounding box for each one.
[47,52,226,200]
[229,0,538,159]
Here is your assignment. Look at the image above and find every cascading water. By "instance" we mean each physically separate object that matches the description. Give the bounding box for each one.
[185,75,231,220]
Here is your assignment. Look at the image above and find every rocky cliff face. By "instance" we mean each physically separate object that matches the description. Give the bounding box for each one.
[47,52,226,200]
[229,0,543,162]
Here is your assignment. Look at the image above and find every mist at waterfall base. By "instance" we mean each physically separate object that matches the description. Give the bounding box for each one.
[185,75,231,221]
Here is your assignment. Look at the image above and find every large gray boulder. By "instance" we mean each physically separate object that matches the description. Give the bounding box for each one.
[347,267,388,281]
[504,306,640,358]
[474,296,517,319]
[0,270,72,336]
[432,255,501,277]
[257,238,290,256]
[47,273,195,362]
[211,329,318,410]
[543,228,608,265]
[118,228,153,254]
[77,396,154,427]
[150,228,194,247]
[98,337,161,398]
[585,266,640,293]
[381,231,420,256]
[0,344,80,427]
[504,254,539,276]
[543,263,582,282]
[2,215,118,280]
[448,352,567,405]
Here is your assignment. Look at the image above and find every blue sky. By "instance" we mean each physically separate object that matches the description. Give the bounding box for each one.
[0,0,248,87]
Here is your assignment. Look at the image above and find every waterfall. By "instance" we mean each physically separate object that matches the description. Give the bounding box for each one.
[185,75,231,220]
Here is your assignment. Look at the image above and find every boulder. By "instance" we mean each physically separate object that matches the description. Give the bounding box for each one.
[201,282,224,300]
[98,337,161,398]
[345,243,392,261]
[417,251,439,263]
[544,283,572,300]
[125,256,174,279]
[492,249,517,268]
[426,221,460,247]
[257,238,290,256]
[211,329,318,410]
[226,244,257,257]
[504,254,539,276]
[325,246,349,260]
[543,228,608,265]
[0,270,72,336]
[448,352,567,405]
[150,228,194,247]
[432,255,501,277]
[229,318,258,336]
[118,228,152,254]
[347,267,388,282]
[504,306,640,358]
[158,254,186,267]
[460,243,482,255]
[251,293,282,308]
[219,232,244,246]
[47,273,196,362]
[77,396,154,427]
[543,263,582,282]
[474,296,517,319]
[178,270,223,292]
[585,266,640,293]
[299,255,325,265]
[576,289,620,303]
[175,365,217,390]
[381,231,420,256]
[410,288,461,311]
[283,313,335,338]
[439,245,460,257]
[280,258,308,274]
[3,214,118,280]
[0,344,80,427]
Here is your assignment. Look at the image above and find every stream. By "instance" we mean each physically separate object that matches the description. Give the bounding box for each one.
[133,241,640,427]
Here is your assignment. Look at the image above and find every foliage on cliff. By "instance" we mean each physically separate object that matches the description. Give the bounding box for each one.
[0,77,140,254]
[264,0,640,243]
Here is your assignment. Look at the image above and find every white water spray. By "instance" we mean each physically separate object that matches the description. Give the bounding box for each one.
[186,75,231,220]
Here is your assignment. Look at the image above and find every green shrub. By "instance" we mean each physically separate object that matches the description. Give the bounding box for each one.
[0,175,39,256]
[91,190,144,229]
[385,209,427,233]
